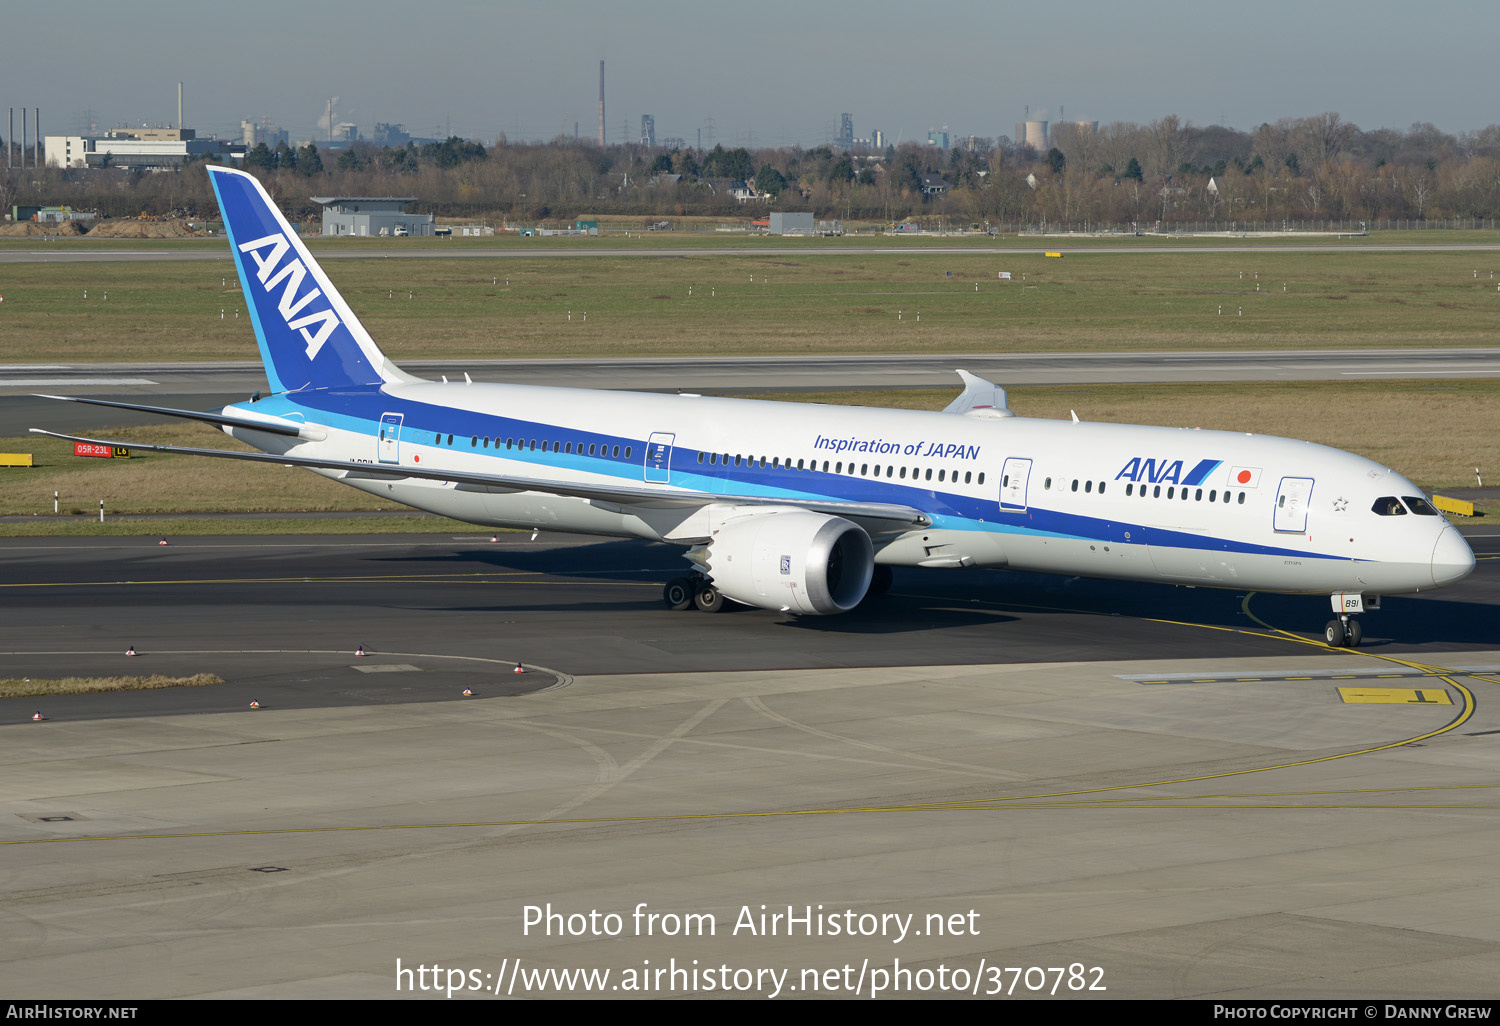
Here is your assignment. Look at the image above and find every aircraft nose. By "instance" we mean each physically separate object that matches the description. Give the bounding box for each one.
[1431,526,1476,587]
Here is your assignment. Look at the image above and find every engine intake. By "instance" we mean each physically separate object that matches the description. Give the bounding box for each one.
[707,509,874,615]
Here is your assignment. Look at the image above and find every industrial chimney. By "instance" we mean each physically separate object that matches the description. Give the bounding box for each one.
[598,61,605,147]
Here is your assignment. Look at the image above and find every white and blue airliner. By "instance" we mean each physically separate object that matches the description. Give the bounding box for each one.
[34,166,1474,646]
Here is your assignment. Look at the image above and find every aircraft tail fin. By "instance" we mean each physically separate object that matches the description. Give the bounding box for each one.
[206,165,418,394]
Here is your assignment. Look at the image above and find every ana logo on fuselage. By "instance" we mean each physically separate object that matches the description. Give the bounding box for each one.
[1115,457,1222,486]
[237,234,340,360]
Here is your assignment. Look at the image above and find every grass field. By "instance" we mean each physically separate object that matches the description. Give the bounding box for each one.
[1,378,1492,536]
[0,675,224,699]
[2,247,1498,362]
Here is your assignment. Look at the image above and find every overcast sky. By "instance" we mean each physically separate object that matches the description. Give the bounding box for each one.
[7,1,1496,148]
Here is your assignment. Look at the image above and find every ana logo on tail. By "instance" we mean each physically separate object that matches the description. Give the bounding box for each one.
[237,234,340,360]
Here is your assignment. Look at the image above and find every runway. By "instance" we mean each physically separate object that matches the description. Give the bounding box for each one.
[6,241,1500,264]
[5,348,1499,438]
[2,531,1499,998]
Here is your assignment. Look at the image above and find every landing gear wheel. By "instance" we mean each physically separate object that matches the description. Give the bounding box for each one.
[868,564,894,596]
[693,581,726,613]
[1344,619,1362,648]
[1324,619,1347,647]
[663,577,694,611]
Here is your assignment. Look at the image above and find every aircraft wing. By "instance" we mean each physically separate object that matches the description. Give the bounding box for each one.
[28,428,932,528]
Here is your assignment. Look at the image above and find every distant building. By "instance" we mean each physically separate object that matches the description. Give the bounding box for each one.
[701,178,763,203]
[661,137,686,149]
[640,115,656,147]
[919,174,949,196]
[241,120,288,149]
[373,123,411,146]
[309,196,435,237]
[927,128,950,149]
[1016,120,1049,151]
[769,212,814,234]
[45,127,240,169]
[838,113,854,149]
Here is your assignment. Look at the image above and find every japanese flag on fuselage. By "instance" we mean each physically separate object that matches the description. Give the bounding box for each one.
[1227,466,1262,488]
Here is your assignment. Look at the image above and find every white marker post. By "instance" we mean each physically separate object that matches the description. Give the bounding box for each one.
[99,500,104,523]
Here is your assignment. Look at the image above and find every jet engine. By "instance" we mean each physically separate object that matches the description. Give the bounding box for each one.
[706,508,874,615]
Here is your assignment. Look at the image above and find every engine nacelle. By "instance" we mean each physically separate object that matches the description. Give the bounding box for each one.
[707,508,874,615]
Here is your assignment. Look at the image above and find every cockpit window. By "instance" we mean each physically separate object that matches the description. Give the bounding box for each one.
[1371,496,1406,516]
[1402,496,1439,516]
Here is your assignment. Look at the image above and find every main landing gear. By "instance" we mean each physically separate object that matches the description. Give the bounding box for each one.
[663,576,727,613]
[1323,615,1363,648]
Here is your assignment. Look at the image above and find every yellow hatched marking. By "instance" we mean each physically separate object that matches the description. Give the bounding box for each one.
[1338,687,1452,705]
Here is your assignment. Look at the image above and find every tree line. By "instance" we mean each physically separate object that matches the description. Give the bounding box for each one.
[5,114,1500,226]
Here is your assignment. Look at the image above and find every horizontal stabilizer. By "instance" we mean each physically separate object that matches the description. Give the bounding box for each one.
[32,394,322,439]
[28,429,931,528]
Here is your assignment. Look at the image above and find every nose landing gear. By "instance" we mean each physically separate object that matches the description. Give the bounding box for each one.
[1324,615,1363,648]
[1324,592,1375,647]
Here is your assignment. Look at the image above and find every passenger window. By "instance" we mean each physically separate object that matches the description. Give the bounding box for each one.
[483,437,490,448]
[861,463,869,475]
[1085,480,1092,493]
[977,472,985,485]
[1402,496,1439,516]
[1371,496,1406,516]
[1153,485,1161,498]
[798,459,805,471]
[823,461,830,472]
[1126,483,1133,496]
[1043,476,1049,489]
[625,446,632,458]
[900,466,907,479]
[1098,481,1105,494]
[471,436,478,447]
[925,468,932,481]
[964,471,971,484]
[588,443,595,456]
[1237,491,1245,504]
[697,452,705,464]
[1209,489,1216,502]
[611,445,620,458]
[1071,479,1078,492]
[1195,488,1202,501]
[447,434,454,445]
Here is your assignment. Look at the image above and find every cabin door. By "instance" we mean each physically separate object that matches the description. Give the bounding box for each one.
[378,413,403,464]
[1273,476,1314,532]
[1000,457,1032,511]
[644,432,675,483]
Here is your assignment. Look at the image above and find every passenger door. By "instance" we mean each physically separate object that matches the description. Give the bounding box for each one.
[644,432,675,483]
[1000,457,1032,512]
[378,413,403,465]
[1273,476,1314,532]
